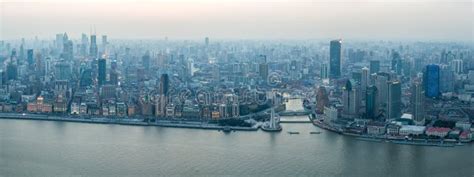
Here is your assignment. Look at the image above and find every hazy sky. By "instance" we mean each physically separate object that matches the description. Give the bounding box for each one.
[1,0,472,41]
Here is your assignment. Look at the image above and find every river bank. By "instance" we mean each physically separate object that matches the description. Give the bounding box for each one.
[0,113,258,131]
[311,116,472,147]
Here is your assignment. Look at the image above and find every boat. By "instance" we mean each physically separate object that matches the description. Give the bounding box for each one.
[391,140,455,147]
[288,131,300,134]
[222,126,232,132]
[356,137,383,142]
[309,131,321,134]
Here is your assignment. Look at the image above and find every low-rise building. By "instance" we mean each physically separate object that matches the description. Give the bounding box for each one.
[27,96,53,113]
[127,104,136,117]
[70,102,79,115]
[459,131,471,142]
[386,124,401,135]
[116,102,127,117]
[399,125,426,136]
[366,122,386,135]
[425,127,451,138]
[79,103,87,115]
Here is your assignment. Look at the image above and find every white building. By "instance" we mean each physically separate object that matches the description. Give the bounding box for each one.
[324,106,338,123]
[70,102,79,115]
[399,125,426,136]
[366,123,386,135]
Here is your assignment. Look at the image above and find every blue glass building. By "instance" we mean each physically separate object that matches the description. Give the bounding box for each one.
[98,58,106,86]
[329,40,342,79]
[366,85,378,119]
[424,64,440,98]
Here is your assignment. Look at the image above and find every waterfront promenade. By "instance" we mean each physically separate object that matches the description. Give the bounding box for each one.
[0,113,258,131]
[310,115,472,146]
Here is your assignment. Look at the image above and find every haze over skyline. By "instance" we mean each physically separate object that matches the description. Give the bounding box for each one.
[1,0,473,41]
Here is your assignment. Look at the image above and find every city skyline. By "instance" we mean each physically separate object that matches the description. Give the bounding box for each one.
[1,0,473,41]
[1,1,473,177]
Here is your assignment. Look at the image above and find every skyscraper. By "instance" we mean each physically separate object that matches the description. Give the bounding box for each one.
[56,33,64,51]
[391,51,403,75]
[411,81,425,125]
[361,67,369,95]
[212,64,220,83]
[159,74,169,96]
[27,49,34,66]
[102,35,108,55]
[365,86,378,119]
[156,74,170,117]
[370,60,380,74]
[205,37,209,46]
[81,33,88,56]
[259,63,269,82]
[423,64,440,98]
[320,63,329,79]
[342,80,360,116]
[98,58,106,86]
[142,51,151,70]
[55,60,71,80]
[375,73,390,112]
[90,35,98,58]
[387,81,401,120]
[451,59,463,74]
[316,86,329,114]
[329,39,342,79]
[6,63,17,81]
[439,64,454,93]
[61,33,74,60]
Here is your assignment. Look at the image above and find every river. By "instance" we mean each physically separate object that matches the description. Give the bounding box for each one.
[0,118,472,177]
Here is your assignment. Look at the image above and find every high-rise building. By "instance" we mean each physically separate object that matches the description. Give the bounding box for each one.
[19,41,25,60]
[361,67,369,97]
[324,106,338,122]
[142,51,151,70]
[109,71,119,86]
[329,39,342,79]
[320,63,329,79]
[159,74,169,96]
[352,71,362,83]
[259,63,269,82]
[391,51,403,75]
[451,59,463,74]
[387,81,402,120]
[423,64,440,98]
[411,81,424,125]
[81,33,88,56]
[212,64,220,83]
[439,64,454,93]
[55,60,71,80]
[205,37,209,46]
[56,33,64,51]
[365,85,378,119]
[102,35,108,55]
[98,58,106,86]
[375,73,390,112]
[90,35,98,58]
[316,86,329,114]
[61,33,74,60]
[370,60,380,74]
[156,74,170,117]
[27,49,34,66]
[6,63,17,81]
[342,80,360,116]
[80,69,93,87]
